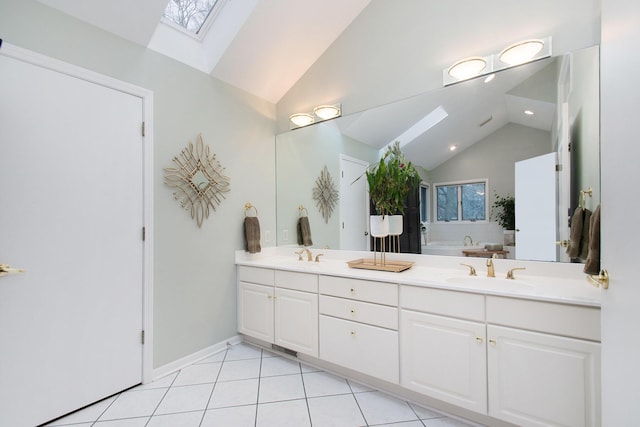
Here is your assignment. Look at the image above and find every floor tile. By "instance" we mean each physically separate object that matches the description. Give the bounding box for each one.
[197,350,227,364]
[300,362,322,373]
[307,394,366,427]
[132,372,177,391]
[410,402,447,420]
[258,374,306,403]
[93,416,150,426]
[303,371,352,397]
[153,383,213,415]
[355,390,420,425]
[172,362,222,386]
[225,342,263,361]
[423,417,478,426]
[260,356,301,377]
[46,395,117,425]
[208,378,259,408]
[374,421,425,427]
[348,379,375,393]
[98,388,166,421]
[145,410,204,427]
[256,399,311,427]
[218,358,261,381]
[201,404,257,427]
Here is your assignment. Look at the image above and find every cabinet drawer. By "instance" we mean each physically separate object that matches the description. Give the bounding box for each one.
[238,266,274,286]
[400,286,485,322]
[486,296,601,341]
[275,270,318,293]
[320,315,399,384]
[320,295,398,330]
[319,276,397,306]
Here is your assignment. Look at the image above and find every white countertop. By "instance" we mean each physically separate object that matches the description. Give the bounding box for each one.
[236,247,602,307]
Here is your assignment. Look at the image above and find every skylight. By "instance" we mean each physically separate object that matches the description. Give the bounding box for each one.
[163,0,221,35]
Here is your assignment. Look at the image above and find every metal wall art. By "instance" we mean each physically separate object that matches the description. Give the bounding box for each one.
[312,165,339,224]
[164,134,230,227]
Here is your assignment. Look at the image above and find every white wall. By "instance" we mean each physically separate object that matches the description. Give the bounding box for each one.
[0,0,276,368]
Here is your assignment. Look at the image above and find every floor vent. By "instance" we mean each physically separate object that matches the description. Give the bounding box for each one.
[271,344,298,358]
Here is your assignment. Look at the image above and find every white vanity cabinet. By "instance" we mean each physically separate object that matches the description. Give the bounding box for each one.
[318,276,399,384]
[399,286,488,414]
[237,266,319,357]
[486,297,601,427]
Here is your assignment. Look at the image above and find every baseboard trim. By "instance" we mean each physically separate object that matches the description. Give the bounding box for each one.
[151,335,243,382]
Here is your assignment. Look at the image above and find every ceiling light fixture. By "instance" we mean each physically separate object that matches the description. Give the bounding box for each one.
[443,36,551,86]
[289,103,342,130]
[449,145,457,151]
[313,104,341,120]
[499,39,545,66]
[524,110,534,115]
[289,113,314,128]
[447,57,488,80]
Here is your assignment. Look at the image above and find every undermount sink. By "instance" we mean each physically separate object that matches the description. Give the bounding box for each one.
[445,275,534,290]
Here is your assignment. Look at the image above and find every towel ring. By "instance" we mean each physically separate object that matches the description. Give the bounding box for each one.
[244,203,258,217]
[298,205,309,217]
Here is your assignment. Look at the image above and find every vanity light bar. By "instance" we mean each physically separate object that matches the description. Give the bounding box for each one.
[443,36,552,86]
[290,103,342,130]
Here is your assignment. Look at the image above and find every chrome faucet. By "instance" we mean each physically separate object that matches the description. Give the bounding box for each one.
[486,253,498,277]
[463,235,474,246]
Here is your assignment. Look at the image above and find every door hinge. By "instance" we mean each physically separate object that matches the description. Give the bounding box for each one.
[142,122,145,137]
[142,227,146,241]
[141,330,145,345]
[556,164,562,172]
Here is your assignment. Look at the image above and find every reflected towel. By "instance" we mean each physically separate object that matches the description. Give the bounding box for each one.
[244,216,261,254]
[566,207,584,258]
[297,216,313,246]
[584,205,601,275]
[578,208,592,260]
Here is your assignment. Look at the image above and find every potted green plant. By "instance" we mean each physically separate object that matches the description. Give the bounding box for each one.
[491,192,516,245]
[365,141,421,237]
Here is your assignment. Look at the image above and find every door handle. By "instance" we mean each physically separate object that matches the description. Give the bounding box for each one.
[364,231,369,236]
[0,264,26,277]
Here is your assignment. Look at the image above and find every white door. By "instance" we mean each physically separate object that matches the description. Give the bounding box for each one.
[556,102,572,262]
[515,153,557,261]
[340,155,369,250]
[0,50,145,426]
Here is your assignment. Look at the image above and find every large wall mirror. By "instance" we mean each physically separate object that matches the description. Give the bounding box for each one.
[276,45,600,263]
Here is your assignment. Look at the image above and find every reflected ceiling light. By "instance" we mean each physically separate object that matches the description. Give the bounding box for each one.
[314,104,341,120]
[524,110,534,115]
[443,36,551,86]
[289,113,314,128]
[447,57,487,80]
[499,39,545,66]
[449,145,457,151]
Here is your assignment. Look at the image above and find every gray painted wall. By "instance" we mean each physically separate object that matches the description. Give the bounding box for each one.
[1,0,276,368]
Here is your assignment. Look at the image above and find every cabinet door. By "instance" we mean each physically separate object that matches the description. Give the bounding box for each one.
[320,315,398,384]
[487,325,601,427]
[238,282,274,343]
[275,288,318,357]
[400,310,487,414]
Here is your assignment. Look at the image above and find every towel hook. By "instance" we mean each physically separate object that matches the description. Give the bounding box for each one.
[298,205,309,217]
[579,187,593,209]
[244,203,258,217]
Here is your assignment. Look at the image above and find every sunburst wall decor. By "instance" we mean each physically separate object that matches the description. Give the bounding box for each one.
[164,134,230,227]
[312,165,339,224]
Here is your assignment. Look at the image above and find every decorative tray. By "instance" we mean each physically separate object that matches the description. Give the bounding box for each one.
[346,258,414,272]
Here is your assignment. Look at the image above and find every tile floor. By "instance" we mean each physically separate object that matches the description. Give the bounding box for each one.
[46,342,482,427]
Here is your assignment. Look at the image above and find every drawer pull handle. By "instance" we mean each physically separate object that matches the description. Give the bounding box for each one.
[350,288,355,293]
[475,337,483,344]
[489,339,496,346]
[350,331,356,336]
[350,309,355,314]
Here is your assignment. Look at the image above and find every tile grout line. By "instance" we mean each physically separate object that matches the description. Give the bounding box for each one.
[142,366,181,427]
[254,348,265,427]
[346,379,370,427]
[197,345,230,427]
[298,360,313,427]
